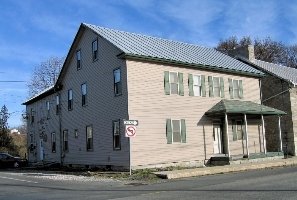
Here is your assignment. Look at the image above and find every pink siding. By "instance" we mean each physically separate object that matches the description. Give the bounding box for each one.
[126,59,262,167]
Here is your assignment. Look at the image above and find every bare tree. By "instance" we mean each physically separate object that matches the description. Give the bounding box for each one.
[285,45,297,68]
[216,36,295,68]
[27,56,65,98]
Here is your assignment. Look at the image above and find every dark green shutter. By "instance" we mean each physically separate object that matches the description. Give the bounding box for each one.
[181,119,186,143]
[178,72,184,96]
[232,120,237,141]
[201,75,206,97]
[229,78,234,99]
[242,123,247,140]
[208,76,214,97]
[188,74,194,96]
[164,71,170,95]
[166,119,172,144]
[220,77,225,98]
[239,80,243,99]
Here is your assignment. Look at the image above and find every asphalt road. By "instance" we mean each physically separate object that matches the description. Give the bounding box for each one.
[1,166,297,200]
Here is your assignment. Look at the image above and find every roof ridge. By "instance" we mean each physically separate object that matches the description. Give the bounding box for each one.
[83,23,218,51]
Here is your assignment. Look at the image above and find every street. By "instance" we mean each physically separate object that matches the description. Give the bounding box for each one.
[1,166,297,200]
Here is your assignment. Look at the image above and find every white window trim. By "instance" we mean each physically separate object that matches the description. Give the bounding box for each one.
[212,76,221,97]
[171,119,182,143]
[193,74,202,96]
[169,71,179,95]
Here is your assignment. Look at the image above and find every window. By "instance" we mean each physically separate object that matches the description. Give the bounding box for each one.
[68,89,73,110]
[63,130,68,152]
[76,50,81,70]
[164,71,184,95]
[29,134,34,152]
[208,76,225,98]
[193,75,201,96]
[92,39,98,61]
[86,126,93,151]
[56,95,60,114]
[213,77,220,97]
[74,129,78,138]
[114,69,122,95]
[166,119,186,144]
[51,133,56,153]
[188,74,206,97]
[81,83,87,106]
[31,108,34,124]
[232,120,246,141]
[233,80,239,99]
[113,120,121,150]
[46,101,50,119]
[229,79,243,99]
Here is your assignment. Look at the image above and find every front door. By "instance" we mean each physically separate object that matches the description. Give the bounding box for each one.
[213,124,223,154]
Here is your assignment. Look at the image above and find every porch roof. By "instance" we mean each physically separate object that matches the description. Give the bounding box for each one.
[205,99,286,116]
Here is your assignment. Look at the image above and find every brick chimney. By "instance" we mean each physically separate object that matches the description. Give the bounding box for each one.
[228,45,255,62]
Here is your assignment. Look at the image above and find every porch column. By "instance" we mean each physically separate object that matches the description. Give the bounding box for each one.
[278,115,283,152]
[244,114,249,157]
[225,113,231,157]
[261,114,267,154]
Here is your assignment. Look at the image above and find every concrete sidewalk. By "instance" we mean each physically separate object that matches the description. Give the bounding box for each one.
[153,157,297,179]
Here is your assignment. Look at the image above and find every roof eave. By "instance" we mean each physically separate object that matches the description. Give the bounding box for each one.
[120,53,264,78]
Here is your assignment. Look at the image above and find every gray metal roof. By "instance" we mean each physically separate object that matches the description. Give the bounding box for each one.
[83,23,263,76]
[253,59,297,85]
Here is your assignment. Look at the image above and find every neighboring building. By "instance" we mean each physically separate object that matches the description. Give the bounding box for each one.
[10,129,20,134]
[22,24,285,170]
[229,45,297,156]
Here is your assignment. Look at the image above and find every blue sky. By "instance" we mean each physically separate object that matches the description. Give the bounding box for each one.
[1,0,297,128]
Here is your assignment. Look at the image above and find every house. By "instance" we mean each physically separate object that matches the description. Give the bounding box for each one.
[229,45,297,156]
[22,24,285,170]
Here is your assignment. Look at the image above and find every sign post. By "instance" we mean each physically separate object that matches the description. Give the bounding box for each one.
[123,119,138,175]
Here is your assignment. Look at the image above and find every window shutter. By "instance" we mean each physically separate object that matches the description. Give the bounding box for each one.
[201,75,206,97]
[178,72,184,96]
[232,120,237,141]
[242,124,247,140]
[239,80,243,99]
[181,119,186,143]
[164,71,170,95]
[220,77,225,98]
[208,76,214,97]
[166,119,172,144]
[229,78,234,99]
[188,74,194,96]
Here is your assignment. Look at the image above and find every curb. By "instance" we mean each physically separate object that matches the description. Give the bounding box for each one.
[153,158,297,179]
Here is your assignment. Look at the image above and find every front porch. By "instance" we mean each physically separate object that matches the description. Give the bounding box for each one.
[205,100,286,166]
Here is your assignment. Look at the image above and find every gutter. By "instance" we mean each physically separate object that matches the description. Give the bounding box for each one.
[118,53,264,78]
